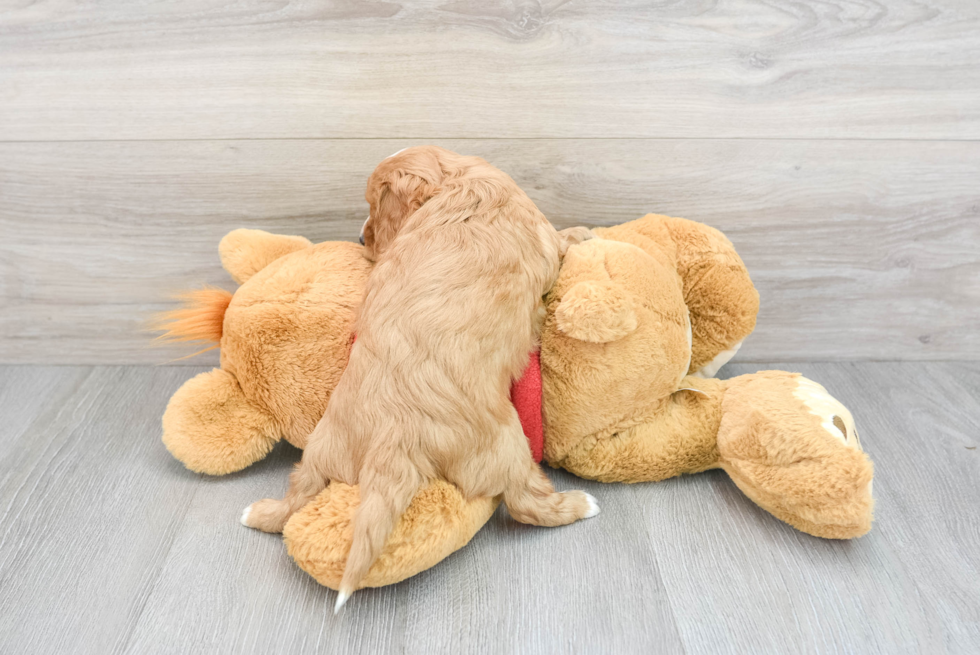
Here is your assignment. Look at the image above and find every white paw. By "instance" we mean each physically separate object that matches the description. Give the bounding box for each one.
[583,493,600,519]
[240,504,253,527]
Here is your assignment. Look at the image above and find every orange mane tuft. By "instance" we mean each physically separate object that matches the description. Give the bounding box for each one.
[151,287,233,357]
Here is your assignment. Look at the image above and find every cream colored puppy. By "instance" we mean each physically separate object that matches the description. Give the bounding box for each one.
[243,146,596,609]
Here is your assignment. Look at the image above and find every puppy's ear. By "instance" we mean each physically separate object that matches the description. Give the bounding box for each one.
[390,171,440,216]
[364,183,402,253]
[365,173,440,259]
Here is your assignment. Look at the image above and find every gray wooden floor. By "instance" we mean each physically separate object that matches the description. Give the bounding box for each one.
[0,362,977,654]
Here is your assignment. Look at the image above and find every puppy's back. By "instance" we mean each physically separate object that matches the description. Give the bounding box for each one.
[334,155,568,605]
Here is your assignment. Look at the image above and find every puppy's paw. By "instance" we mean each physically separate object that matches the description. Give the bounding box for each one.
[582,493,600,519]
[240,498,289,533]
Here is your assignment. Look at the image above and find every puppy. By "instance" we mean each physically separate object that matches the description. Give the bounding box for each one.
[242,146,597,609]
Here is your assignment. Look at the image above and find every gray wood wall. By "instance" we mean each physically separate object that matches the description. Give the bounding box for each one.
[1,0,978,365]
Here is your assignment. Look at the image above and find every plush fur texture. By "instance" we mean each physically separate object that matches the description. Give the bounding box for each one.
[160,236,371,474]
[159,213,874,591]
[284,480,497,589]
[592,216,758,373]
[718,371,874,538]
[219,230,314,284]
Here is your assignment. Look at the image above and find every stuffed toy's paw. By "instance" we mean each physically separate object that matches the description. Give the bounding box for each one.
[162,369,280,475]
[594,214,759,376]
[284,481,499,590]
[717,371,874,539]
[219,229,313,284]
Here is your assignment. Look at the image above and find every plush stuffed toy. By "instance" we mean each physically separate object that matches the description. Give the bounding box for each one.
[158,214,874,591]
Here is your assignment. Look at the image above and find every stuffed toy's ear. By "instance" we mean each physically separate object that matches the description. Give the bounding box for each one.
[554,280,638,343]
[219,229,313,284]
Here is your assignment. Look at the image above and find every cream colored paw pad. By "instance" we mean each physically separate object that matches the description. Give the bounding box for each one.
[793,377,861,449]
[693,340,743,379]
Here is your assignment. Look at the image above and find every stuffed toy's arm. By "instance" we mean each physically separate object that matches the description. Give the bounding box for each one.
[659,216,759,375]
[555,377,727,483]
[219,229,313,284]
[595,215,759,376]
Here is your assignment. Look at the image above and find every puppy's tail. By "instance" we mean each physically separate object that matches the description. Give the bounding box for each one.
[335,449,420,612]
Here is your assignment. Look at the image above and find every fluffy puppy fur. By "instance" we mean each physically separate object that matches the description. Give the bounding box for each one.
[243,146,597,609]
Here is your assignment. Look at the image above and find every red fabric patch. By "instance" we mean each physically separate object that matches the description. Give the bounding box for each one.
[349,336,544,463]
[511,351,544,463]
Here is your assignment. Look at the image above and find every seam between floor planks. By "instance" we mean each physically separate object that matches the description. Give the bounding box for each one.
[1,364,978,653]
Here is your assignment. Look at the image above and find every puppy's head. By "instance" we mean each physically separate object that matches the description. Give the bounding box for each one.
[362,146,455,259]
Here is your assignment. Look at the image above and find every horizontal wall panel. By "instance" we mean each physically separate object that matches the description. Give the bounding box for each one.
[1,138,976,363]
[0,0,978,140]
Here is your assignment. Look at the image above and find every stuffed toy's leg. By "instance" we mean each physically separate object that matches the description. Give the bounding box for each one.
[716,371,874,539]
[284,482,498,590]
[551,373,873,539]
[162,369,281,475]
[658,215,759,375]
[552,378,727,484]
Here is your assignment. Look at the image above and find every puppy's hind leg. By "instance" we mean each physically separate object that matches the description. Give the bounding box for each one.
[242,457,328,533]
[504,463,599,527]
[499,422,599,527]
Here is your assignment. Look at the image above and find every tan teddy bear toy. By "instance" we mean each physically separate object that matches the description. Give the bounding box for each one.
[158,214,874,590]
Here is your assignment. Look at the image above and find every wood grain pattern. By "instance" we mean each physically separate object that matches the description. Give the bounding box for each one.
[0,366,199,653]
[0,0,978,140]
[0,363,977,653]
[651,362,980,654]
[1,139,977,364]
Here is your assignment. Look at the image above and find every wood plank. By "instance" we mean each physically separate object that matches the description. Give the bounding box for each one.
[0,365,92,461]
[647,362,980,653]
[398,471,683,654]
[1,363,978,652]
[123,458,683,653]
[0,0,978,140]
[0,366,204,654]
[2,139,977,364]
